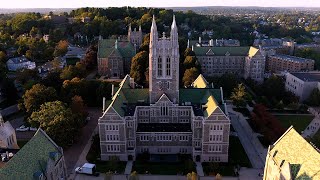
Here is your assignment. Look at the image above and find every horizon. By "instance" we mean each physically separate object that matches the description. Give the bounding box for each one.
[2,0,320,9]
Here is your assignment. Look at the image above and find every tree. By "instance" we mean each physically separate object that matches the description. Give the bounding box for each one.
[83,45,97,69]
[231,83,246,107]
[139,33,150,52]
[207,73,240,98]
[60,62,86,80]
[0,51,7,63]
[29,101,78,147]
[70,95,88,120]
[187,172,197,180]
[130,51,148,85]
[183,56,198,69]
[306,88,320,106]
[53,40,68,57]
[22,84,57,113]
[182,68,200,87]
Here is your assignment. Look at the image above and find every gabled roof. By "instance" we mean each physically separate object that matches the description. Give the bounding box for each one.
[0,128,63,180]
[248,46,259,58]
[98,39,135,59]
[267,126,320,179]
[193,46,251,56]
[192,74,209,88]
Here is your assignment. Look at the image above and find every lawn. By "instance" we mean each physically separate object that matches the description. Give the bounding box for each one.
[132,154,196,175]
[202,136,252,176]
[275,115,313,133]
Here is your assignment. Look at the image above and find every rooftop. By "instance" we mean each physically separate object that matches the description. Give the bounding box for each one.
[0,128,63,179]
[137,123,192,132]
[291,72,320,82]
[193,46,260,58]
[98,39,135,59]
[267,126,320,179]
[271,54,314,63]
[7,56,30,64]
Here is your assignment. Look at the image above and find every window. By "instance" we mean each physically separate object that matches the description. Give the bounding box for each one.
[106,124,119,131]
[158,56,162,77]
[166,57,171,76]
[140,135,149,141]
[208,145,222,152]
[179,135,189,141]
[107,145,120,152]
[157,135,172,141]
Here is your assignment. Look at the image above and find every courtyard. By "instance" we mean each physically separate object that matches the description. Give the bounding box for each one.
[275,115,314,133]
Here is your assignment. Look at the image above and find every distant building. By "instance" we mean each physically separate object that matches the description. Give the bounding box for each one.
[97,26,139,78]
[81,17,91,23]
[267,54,314,73]
[263,126,320,180]
[64,46,86,65]
[0,114,18,149]
[0,128,67,180]
[128,24,143,50]
[45,15,68,24]
[192,46,265,82]
[215,39,240,47]
[6,56,36,71]
[285,72,320,102]
[188,38,240,47]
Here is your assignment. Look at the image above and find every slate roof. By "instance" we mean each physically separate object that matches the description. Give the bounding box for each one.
[0,128,63,180]
[193,46,260,58]
[97,39,135,59]
[266,126,320,179]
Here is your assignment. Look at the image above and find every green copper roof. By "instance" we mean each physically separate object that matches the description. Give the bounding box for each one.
[98,39,135,59]
[0,129,62,180]
[193,46,251,56]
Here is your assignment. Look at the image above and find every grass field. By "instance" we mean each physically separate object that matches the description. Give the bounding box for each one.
[275,115,313,133]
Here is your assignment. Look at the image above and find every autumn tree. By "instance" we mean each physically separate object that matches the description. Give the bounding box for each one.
[29,101,78,147]
[187,172,197,180]
[231,83,246,107]
[183,56,200,70]
[22,84,57,113]
[82,45,97,69]
[130,51,148,85]
[182,67,200,87]
[53,40,68,57]
[60,62,86,80]
[71,95,88,120]
[0,51,7,63]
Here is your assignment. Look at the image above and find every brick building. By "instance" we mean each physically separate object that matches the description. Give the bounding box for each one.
[267,54,314,73]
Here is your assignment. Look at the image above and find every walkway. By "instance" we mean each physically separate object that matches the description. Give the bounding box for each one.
[228,105,266,169]
[124,161,133,175]
[195,162,204,176]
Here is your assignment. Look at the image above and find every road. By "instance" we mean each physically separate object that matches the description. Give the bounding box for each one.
[65,107,101,178]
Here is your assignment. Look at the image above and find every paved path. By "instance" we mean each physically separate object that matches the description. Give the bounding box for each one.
[65,108,101,179]
[195,162,204,176]
[228,106,265,169]
[124,161,133,175]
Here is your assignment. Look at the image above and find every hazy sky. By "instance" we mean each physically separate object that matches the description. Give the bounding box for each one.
[2,0,320,8]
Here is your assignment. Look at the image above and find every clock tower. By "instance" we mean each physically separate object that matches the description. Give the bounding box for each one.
[149,15,180,104]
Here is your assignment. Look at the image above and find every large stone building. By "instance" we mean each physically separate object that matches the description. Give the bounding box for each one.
[192,46,266,82]
[263,126,320,180]
[97,25,142,78]
[285,72,320,102]
[98,16,230,163]
[266,54,314,73]
[0,128,67,180]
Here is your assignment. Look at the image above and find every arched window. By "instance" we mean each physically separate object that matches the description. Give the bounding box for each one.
[158,56,162,77]
[166,57,171,76]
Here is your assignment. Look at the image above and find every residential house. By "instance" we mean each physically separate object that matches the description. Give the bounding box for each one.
[6,56,36,71]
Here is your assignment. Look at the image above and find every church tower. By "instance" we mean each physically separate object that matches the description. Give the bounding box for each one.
[128,24,143,51]
[149,15,180,104]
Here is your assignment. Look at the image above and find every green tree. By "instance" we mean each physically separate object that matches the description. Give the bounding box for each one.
[60,62,86,80]
[231,83,246,107]
[22,84,57,113]
[130,51,148,85]
[182,68,200,87]
[306,88,320,106]
[183,56,200,70]
[29,101,78,147]
[53,40,68,57]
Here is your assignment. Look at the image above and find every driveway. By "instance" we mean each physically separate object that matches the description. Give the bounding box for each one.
[64,107,101,177]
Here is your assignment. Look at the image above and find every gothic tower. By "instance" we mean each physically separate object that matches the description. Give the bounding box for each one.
[149,15,180,104]
[128,24,143,51]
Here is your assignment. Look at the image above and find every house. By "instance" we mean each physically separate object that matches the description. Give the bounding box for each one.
[63,45,86,65]
[0,128,67,180]
[98,16,230,163]
[263,126,320,180]
[285,72,320,102]
[6,56,36,71]
[0,114,18,149]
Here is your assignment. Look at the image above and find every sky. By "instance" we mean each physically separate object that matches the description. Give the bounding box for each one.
[1,0,320,9]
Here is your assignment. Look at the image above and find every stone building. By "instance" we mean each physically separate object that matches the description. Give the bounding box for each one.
[0,114,18,149]
[267,54,314,73]
[98,16,230,163]
[193,46,266,82]
[97,25,142,78]
[263,126,320,180]
[0,128,67,180]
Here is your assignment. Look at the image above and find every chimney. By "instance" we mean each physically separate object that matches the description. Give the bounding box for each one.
[192,45,194,51]
[111,84,115,97]
[187,39,190,48]
[199,37,201,44]
[103,97,106,111]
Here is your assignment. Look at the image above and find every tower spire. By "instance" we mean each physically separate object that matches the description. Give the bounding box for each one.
[150,15,158,47]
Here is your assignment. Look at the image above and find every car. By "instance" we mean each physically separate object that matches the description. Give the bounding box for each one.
[75,163,99,176]
[16,125,29,132]
[29,127,37,131]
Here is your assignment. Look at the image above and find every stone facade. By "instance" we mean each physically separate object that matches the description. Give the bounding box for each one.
[128,24,143,51]
[193,46,266,82]
[266,54,314,73]
[98,16,230,163]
